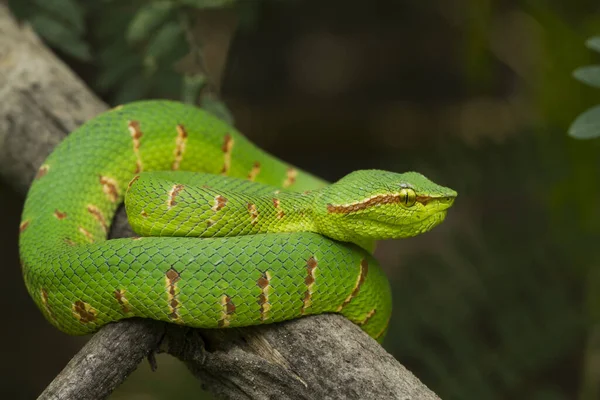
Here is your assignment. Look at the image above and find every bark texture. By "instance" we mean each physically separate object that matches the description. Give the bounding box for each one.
[0,4,440,400]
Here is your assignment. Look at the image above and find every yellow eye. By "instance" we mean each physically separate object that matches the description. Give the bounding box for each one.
[399,188,416,207]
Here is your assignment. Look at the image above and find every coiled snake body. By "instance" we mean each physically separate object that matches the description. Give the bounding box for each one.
[19,100,456,342]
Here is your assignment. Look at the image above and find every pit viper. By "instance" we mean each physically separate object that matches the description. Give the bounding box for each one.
[19,100,456,343]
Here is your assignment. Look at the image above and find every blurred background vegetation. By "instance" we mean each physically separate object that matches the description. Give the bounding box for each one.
[1,0,600,399]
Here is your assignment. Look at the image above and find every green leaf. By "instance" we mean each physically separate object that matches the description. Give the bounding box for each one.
[177,0,237,9]
[181,74,207,104]
[586,36,600,54]
[573,65,600,88]
[568,104,600,139]
[126,2,175,44]
[201,94,234,125]
[30,15,91,61]
[33,0,86,35]
[144,21,184,62]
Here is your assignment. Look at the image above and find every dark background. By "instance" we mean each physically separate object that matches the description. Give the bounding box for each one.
[2,0,600,399]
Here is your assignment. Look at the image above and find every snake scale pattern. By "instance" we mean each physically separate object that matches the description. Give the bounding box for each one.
[19,100,456,343]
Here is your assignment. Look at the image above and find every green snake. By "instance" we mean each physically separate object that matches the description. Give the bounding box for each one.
[19,100,456,343]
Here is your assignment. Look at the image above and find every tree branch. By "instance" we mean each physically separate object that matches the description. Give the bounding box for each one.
[0,4,440,400]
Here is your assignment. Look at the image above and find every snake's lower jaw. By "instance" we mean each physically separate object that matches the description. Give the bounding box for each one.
[394,210,449,238]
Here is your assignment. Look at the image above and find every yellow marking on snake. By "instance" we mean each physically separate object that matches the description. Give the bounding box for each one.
[72,300,97,323]
[247,203,259,225]
[301,256,318,315]
[212,195,227,212]
[257,271,272,321]
[221,133,234,175]
[114,289,131,314]
[337,259,368,311]
[247,161,261,181]
[35,164,49,180]
[167,184,185,209]
[78,227,94,242]
[127,175,140,190]
[99,176,119,203]
[172,124,188,170]
[283,167,297,188]
[40,288,56,322]
[87,205,107,233]
[128,120,144,173]
[358,309,377,326]
[218,295,235,328]
[374,315,391,341]
[272,198,285,219]
[165,268,182,323]
[19,220,30,233]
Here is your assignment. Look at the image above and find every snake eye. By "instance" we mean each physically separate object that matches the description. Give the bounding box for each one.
[399,188,416,207]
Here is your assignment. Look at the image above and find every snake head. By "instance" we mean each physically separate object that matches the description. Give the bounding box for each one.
[313,170,457,242]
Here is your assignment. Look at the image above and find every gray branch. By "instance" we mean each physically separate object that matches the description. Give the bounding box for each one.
[0,4,440,400]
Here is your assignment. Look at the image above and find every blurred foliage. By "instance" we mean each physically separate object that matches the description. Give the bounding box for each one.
[7,0,239,123]
[570,37,600,139]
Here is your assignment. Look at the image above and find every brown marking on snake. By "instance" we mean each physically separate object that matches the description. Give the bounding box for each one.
[72,300,97,323]
[128,120,144,173]
[172,124,188,170]
[415,195,434,205]
[247,203,259,225]
[212,195,227,212]
[218,295,236,328]
[140,210,148,218]
[53,209,67,220]
[206,219,215,227]
[283,167,297,188]
[99,176,119,203]
[127,175,140,190]
[272,198,285,219]
[78,226,94,242]
[114,289,131,314]
[220,133,234,175]
[19,220,30,233]
[167,184,185,209]
[337,259,368,311]
[247,161,261,181]
[165,267,182,322]
[40,288,56,322]
[87,205,108,233]
[301,256,318,315]
[64,238,77,246]
[257,271,272,321]
[35,165,49,180]
[327,193,433,214]
[358,309,377,326]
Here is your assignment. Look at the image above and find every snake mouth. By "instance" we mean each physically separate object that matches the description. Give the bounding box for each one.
[350,208,448,239]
